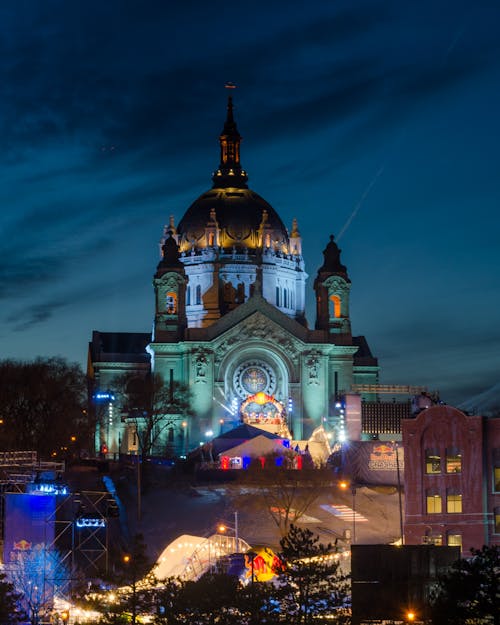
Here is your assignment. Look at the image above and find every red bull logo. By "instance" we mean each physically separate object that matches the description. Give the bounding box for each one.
[13,539,32,550]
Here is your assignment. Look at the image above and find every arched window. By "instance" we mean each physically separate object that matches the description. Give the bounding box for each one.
[186,287,191,306]
[208,232,214,246]
[166,291,177,314]
[276,286,280,306]
[283,289,288,308]
[329,294,341,318]
[196,284,202,305]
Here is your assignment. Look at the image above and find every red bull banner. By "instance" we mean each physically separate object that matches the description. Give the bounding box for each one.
[4,494,55,562]
[340,441,404,485]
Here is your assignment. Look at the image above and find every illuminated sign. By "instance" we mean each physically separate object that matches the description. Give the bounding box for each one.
[93,392,115,402]
[75,517,106,529]
[30,483,68,495]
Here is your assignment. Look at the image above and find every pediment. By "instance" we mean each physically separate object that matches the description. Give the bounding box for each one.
[210,309,304,365]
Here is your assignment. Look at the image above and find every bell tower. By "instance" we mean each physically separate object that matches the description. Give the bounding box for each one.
[314,235,352,337]
[153,231,187,342]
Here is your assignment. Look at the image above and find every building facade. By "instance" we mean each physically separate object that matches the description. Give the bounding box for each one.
[402,404,500,550]
[88,97,379,456]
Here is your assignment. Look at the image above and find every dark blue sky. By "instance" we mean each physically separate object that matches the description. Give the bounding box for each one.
[1,0,499,406]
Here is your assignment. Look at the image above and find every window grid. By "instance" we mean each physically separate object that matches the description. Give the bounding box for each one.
[426,494,442,514]
[446,494,462,514]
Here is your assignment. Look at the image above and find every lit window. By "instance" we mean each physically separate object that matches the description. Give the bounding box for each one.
[494,507,500,534]
[494,467,500,493]
[446,493,462,513]
[425,449,441,474]
[433,534,443,546]
[447,533,462,547]
[329,294,341,318]
[446,448,462,473]
[426,493,442,514]
[166,292,177,314]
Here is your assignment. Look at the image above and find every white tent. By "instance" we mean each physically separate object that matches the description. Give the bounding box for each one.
[152,533,251,581]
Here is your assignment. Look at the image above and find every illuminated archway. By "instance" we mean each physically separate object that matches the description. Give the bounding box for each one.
[240,393,285,426]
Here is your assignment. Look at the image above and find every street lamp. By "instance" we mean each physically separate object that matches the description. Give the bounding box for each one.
[339,480,357,545]
[217,511,239,552]
[123,554,137,625]
[181,421,188,456]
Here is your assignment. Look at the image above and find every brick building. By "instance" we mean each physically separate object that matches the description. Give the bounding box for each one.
[402,405,500,551]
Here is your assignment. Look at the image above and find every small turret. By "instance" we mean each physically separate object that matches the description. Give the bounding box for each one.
[289,217,302,255]
[153,231,187,342]
[314,235,351,337]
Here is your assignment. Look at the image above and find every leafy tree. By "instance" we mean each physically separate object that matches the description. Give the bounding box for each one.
[239,454,334,536]
[117,373,192,460]
[277,525,350,625]
[5,545,70,625]
[0,358,88,458]
[174,572,242,625]
[430,545,499,625]
[0,572,24,624]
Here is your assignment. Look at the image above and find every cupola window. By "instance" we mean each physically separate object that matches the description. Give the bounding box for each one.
[166,292,177,314]
[329,294,341,318]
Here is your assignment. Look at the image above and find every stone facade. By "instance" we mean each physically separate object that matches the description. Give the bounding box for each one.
[88,98,379,456]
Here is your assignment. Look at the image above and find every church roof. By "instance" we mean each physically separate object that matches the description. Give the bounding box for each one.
[209,423,282,456]
[89,331,151,363]
[176,96,289,251]
[217,423,281,441]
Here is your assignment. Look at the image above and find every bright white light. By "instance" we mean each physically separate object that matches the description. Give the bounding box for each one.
[338,431,346,442]
[205,430,214,437]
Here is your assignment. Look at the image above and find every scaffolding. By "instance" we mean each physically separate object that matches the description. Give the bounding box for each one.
[0,452,114,581]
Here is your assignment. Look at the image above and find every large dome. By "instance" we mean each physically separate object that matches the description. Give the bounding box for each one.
[177,187,289,249]
[176,96,290,252]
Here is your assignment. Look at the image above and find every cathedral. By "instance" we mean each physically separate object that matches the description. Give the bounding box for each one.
[88,97,379,457]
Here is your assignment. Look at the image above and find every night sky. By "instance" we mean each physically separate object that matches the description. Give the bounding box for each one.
[1,1,499,406]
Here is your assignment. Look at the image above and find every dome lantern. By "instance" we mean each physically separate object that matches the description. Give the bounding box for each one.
[212,96,248,189]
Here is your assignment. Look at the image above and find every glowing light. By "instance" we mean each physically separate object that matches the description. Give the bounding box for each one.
[76,517,106,529]
[255,392,267,405]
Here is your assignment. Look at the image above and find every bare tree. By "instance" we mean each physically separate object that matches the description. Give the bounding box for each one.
[117,373,192,460]
[239,452,334,536]
[5,545,70,625]
[0,358,88,458]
